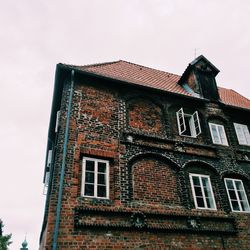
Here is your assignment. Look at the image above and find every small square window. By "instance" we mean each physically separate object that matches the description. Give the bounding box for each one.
[224,178,250,212]
[81,157,109,199]
[189,173,216,210]
[209,123,228,146]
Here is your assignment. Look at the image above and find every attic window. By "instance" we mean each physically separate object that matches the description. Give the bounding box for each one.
[176,108,201,138]
[182,83,200,97]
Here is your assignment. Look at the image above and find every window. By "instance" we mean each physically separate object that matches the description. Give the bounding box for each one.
[224,178,250,212]
[234,123,250,146]
[81,157,109,199]
[55,110,61,133]
[43,149,53,195]
[189,174,216,210]
[176,108,201,137]
[209,123,228,146]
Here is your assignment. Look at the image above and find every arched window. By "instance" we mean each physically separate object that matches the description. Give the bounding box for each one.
[183,161,220,210]
[224,178,250,212]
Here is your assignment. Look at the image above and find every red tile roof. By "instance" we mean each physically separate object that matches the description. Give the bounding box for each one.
[218,88,250,109]
[69,60,250,110]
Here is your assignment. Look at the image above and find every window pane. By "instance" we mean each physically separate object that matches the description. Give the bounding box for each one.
[226,179,233,189]
[211,125,220,143]
[98,162,106,173]
[180,123,185,132]
[202,177,209,188]
[85,184,94,196]
[206,197,215,209]
[236,125,246,144]
[235,181,243,191]
[241,200,250,211]
[192,176,200,186]
[85,172,94,183]
[183,115,192,136]
[204,187,212,199]
[194,186,203,197]
[98,173,106,185]
[197,197,205,207]
[218,126,226,144]
[243,125,250,145]
[237,190,245,200]
[86,160,94,171]
[229,190,237,200]
[97,185,106,197]
[231,200,240,211]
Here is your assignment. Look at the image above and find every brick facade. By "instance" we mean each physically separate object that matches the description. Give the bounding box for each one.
[40,57,250,249]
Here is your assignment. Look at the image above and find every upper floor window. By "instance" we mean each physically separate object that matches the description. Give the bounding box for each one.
[209,123,228,146]
[234,123,250,146]
[224,178,250,212]
[176,108,201,137]
[81,157,109,199]
[189,173,216,210]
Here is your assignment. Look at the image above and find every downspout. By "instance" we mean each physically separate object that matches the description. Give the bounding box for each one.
[52,70,75,250]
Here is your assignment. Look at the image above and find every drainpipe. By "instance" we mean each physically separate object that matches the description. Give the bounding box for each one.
[52,69,75,250]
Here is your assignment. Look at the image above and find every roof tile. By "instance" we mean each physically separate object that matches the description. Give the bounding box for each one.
[69,60,250,110]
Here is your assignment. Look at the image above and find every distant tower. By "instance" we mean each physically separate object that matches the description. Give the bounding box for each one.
[20,237,28,250]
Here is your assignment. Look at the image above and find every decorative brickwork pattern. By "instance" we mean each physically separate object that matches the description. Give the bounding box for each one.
[40,61,250,250]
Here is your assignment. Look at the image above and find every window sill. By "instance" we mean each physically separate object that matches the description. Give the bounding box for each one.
[78,196,113,205]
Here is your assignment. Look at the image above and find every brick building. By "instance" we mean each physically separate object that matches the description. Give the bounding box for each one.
[40,56,250,249]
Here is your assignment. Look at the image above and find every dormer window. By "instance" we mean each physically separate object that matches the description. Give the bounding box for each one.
[176,108,201,137]
[178,55,220,101]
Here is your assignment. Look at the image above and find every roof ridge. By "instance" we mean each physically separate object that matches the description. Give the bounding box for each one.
[229,88,250,101]
[118,60,180,77]
[82,60,122,68]
[219,86,250,100]
[61,60,180,77]
[58,60,123,69]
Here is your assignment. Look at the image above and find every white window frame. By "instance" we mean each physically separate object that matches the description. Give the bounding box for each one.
[224,178,250,213]
[234,123,250,146]
[43,150,53,195]
[176,108,201,138]
[189,173,217,210]
[209,122,228,146]
[55,110,61,133]
[81,157,109,199]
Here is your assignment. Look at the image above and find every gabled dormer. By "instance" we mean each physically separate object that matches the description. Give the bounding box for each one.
[178,55,220,101]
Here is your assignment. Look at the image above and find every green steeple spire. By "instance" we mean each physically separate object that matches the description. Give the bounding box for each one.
[20,237,28,250]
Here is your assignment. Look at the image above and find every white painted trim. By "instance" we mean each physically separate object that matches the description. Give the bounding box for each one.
[189,173,217,210]
[193,111,201,136]
[209,122,228,146]
[81,157,109,199]
[176,108,201,138]
[224,178,250,213]
[55,110,61,133]
[176,108,186,135]
[234,123,250,146]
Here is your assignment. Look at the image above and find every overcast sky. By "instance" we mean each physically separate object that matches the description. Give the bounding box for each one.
[0,1,250,249]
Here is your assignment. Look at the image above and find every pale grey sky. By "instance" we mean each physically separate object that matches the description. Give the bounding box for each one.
[0,0,249,249]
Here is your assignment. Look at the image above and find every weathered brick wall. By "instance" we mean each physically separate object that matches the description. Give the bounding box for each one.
[127,98,164,135]
[43,75,250,249]
[132,158,180,205]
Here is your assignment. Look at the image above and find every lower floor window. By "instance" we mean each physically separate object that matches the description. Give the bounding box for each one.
[81,157,109,199]
[189,173,216,210]
[224,178,250,212]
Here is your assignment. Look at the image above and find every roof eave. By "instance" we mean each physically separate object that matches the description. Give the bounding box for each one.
[60,64,209,103]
